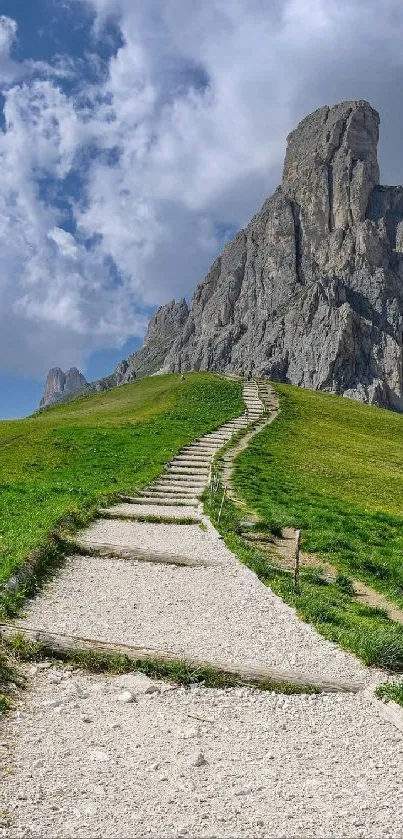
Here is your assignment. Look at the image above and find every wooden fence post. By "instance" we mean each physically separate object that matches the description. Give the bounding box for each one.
[218,486,227,523]
[293,529,301,592]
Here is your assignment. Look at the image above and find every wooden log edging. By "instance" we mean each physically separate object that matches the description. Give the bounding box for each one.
[74,540,216,568]
[362,686,403,735]
[97,510,201,525]
[0,623,366,694]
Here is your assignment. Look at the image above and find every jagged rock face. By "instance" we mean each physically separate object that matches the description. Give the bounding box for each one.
[114,298,189,385]
[40,367,88,408]
[165,99,403,411]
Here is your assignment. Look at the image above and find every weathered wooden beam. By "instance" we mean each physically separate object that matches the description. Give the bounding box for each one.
[118,496,198,507]
[0,624,365,693]
[75,541,213,567]
[98,510,201,525]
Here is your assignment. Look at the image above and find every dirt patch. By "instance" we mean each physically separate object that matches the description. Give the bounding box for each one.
[253,525,403,626]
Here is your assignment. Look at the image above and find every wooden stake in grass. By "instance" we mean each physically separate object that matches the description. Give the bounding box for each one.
[218,485,227,523]
[293,529,301,592]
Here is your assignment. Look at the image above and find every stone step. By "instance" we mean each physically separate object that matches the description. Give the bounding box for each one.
[152,482,205,492]
[180,450,216,457]
[154,485,206,494]
[168,465,209,472]
[142,491,199,501]
[100,506,202,524]
[170,460,210,467]
[157,473,207,482]
[154,488,206,496]
[119,496,199,507]
[192,435,224,449]
[184,444,220,452]
[162,471,208,478]
[71,544,212,567]
[2,624,365,695]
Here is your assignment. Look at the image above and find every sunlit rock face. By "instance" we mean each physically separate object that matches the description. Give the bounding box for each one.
[165,100,403,411]
[40,367,88,408]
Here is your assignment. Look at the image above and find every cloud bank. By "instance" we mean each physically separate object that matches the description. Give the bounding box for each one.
[1,1,403,376]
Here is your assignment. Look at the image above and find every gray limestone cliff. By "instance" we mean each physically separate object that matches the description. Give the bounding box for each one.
[112,298,189,386]
[164,100,403,410]
[40,367,88,408]
[88,297,189,394]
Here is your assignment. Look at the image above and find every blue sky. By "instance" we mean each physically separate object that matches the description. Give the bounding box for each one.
[1,0,403,418]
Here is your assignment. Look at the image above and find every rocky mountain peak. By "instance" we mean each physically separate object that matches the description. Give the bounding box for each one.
[164,100,403,411]
[39,101,403,412]
[114,298,189,385]
[144,298,189,346]
[40,366,88,409]
[282,100,380,240]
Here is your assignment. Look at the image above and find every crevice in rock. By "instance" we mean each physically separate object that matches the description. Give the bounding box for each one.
[291,200,304,284]
[326,107,353,231]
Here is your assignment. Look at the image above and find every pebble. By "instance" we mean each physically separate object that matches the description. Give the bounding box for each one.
[192,751,208,768]
[115,690,136,704]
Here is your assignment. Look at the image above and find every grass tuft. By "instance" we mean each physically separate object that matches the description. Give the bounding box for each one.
[376,682,403,707]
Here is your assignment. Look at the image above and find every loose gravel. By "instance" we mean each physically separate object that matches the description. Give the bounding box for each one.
[1,667,402,839]
[19,548,371,681]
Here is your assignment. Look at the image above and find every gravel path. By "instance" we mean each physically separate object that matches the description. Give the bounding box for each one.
[78,518,232,561]
[18,553,371,680]
[1,667,402,839]
[2,379,402,837]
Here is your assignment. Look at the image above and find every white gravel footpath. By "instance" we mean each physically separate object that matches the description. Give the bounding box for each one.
[1,667,402,839]
[18,541,371,681]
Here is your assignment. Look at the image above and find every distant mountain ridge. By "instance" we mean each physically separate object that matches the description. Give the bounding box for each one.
[40,367,88,408]
[42,99,403,412]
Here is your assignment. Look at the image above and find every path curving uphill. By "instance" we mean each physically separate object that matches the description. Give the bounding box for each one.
[1,380,402,839]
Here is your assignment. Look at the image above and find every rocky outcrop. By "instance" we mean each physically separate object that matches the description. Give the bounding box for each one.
[113,298,189,385]
[39,299,188,408]
[39,101,403,412]
[40,367,88,408]
[86,298,189,395]
[163,100,403,411]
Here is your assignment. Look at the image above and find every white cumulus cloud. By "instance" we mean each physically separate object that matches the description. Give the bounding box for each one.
[1,0,403,378]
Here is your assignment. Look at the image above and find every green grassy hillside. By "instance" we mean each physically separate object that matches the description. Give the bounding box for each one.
[234,384,403,605]
[228,383,403,672]
[0,373,242,598]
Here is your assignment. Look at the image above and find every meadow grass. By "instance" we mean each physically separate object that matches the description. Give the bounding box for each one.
[233,384,403,608]
[206,382,403,672]
[0,373,242,598]
[376,682,403,707]
[204,487,403,672]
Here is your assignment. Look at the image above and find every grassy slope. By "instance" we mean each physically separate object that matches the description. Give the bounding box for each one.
[227,383,403,672]
[235,384,403,605]
[0,373,242,590]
